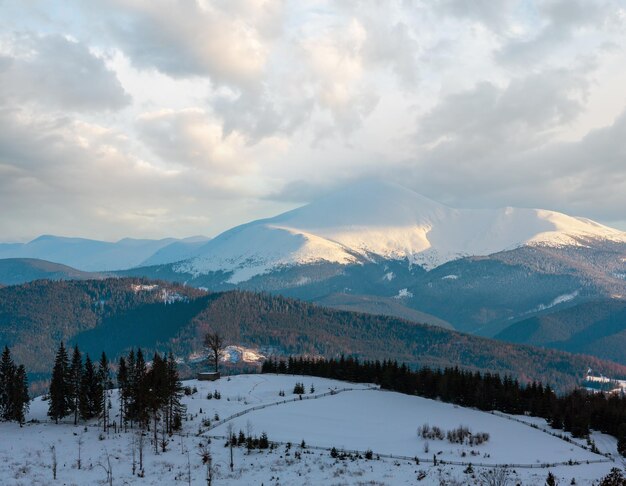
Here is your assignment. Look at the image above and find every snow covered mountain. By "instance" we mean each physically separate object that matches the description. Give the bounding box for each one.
[0,235,210,271]
[176,181,626,283]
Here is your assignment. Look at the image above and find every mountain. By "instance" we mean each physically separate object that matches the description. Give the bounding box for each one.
[2,278,626,392]
[175,181,626,283]
[496,299,626,364]
[117,182,626,349]
[0,258,101,285]
[0,235,210,271]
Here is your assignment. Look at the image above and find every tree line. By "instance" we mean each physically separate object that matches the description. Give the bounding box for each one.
[262,355,626,457]
[0,346,30,424]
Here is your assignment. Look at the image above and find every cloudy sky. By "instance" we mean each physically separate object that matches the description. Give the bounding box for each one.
[1,0,626,241]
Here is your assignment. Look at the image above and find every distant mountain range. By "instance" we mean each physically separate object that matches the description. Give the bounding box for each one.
[0,234,210,271]
[2,181,625,365]
[2,277,625,392]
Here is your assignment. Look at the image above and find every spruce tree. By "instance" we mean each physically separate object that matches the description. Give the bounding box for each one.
[98,352,111,432]
[48,342,70,423]
[125,349,136,428]
[11,365,29,424]
[0,346,16,421]
[69,345,83,425]
[166,352,183,433]
[133,348,148,428]
[117,356,129,431]
[617,423,626,458]
[79,354,100,421]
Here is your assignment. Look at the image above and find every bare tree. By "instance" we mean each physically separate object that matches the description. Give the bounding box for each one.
[479,466,511,486]
[50,445,57,480]
[97,448,113,486]
[204,332,224,373]
[130,432,137,476]
[77,432,84,470]
[227,422,234,471]
[137,430,145,475]
[199,441,216,486]
[187,450,192,486]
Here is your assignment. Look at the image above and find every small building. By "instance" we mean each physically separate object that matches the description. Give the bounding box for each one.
[197,371,220,381]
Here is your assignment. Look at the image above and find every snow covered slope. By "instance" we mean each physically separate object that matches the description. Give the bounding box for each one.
[177,181,626,283]
[0,374,619,485]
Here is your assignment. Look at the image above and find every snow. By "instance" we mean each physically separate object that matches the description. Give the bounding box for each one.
[178,181,626,281]
[528,290,580,313]
[0,374,621,485]
[393,288,413,299]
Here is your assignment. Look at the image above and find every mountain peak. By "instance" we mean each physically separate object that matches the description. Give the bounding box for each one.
[179,182,626,282]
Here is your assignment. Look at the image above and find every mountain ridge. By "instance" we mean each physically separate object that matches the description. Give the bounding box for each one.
[176,181,626,282]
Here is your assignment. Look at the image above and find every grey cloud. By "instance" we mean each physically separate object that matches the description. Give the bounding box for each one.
[405,70,626,221]
[416,69,588,155]
[434,0,520,32]
[495,0,620,66]
[0,33,130,111]
[95,0,283,86]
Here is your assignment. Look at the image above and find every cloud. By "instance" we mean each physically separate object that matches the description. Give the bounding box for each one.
[0,33,130,111]
[416,68,588,155]
[95,0,283,86]
[136,108,249,172]
[1,0,626,240]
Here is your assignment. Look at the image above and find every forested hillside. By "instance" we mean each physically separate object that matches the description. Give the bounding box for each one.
[496,299,626,364]
[2,279,626,391]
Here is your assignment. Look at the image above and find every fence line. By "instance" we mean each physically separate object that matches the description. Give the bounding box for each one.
[206,385,377,431]
[200,384,614,470]
[487,410,613,459]
[206,434,612,470]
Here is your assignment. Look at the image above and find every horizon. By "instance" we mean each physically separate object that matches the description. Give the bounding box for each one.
[4,178,626,243]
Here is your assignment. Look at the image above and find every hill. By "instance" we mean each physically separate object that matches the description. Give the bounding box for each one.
[0,374,619,485]
[0,258,101,285]
[496,299,626,365]
[2,278,626,391]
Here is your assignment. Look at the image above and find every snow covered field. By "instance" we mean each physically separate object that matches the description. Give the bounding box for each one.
[0,374,622,485]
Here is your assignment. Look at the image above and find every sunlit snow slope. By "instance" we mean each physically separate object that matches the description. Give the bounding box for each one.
[178,181,626,283]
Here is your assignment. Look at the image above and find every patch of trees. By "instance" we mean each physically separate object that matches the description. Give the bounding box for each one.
[263,355,626,456]
[0,346,29,424]
[46,343,185,453]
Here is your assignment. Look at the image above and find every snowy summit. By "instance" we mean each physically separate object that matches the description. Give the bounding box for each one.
[177,181,626,283]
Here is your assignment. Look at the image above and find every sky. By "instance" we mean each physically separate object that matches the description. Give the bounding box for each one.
[1,0,626,242]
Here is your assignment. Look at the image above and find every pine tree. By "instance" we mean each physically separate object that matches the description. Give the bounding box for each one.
[117,356,129,431]
[68,345,83,425]
[48,342,70,423]
[98,352,111,432]
[617,423,626,458]
[79,354,100,421]
[125,349,136,428]
[133,348,148,428]
[0,346,16,421]
[11,365,29,424]
[166,352,184,434]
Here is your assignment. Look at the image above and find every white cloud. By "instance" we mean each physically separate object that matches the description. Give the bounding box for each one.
[1,0,626,239]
